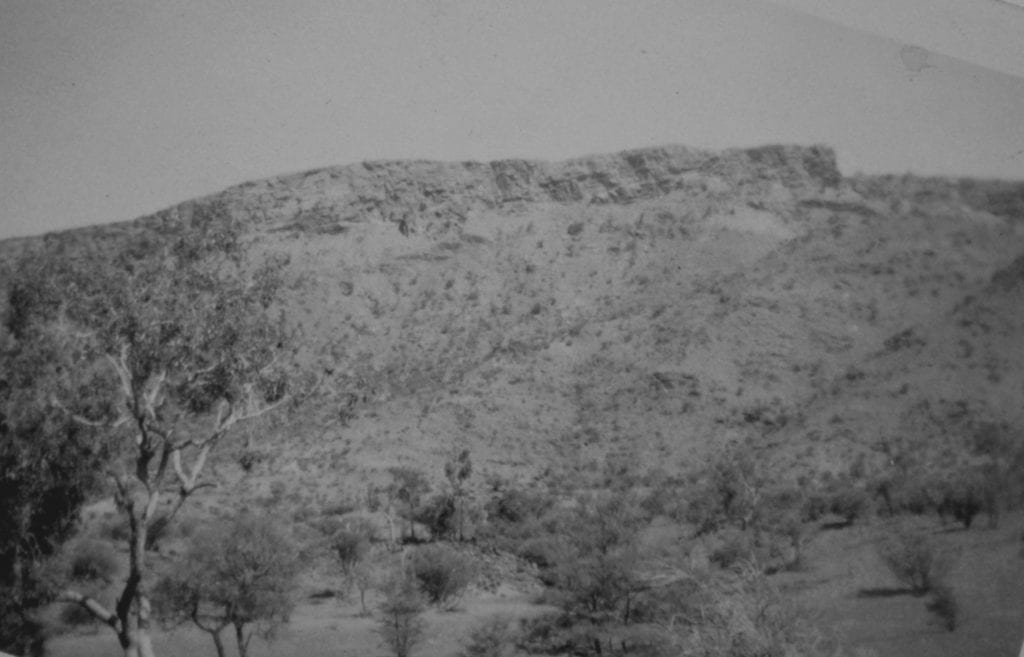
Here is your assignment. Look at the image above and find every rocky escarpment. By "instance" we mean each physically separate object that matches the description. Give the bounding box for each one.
[218,144,841,236]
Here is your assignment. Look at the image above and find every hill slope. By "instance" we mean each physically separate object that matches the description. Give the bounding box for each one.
[4,144,1023,500]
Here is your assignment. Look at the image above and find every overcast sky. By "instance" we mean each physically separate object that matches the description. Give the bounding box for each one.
[2,0,1023,240]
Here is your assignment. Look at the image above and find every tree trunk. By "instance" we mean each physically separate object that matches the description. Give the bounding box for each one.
[212,631,227,657]
[234,622,250,657]
[117,498,157,657]
[120,629,156,657]
[197,625,228,657]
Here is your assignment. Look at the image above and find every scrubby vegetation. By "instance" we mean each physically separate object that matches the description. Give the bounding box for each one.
[377,572,428,657]
[877,530,955,597]
[4,145,1024,657]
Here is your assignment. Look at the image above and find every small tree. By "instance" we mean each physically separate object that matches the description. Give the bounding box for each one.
[444,449,473,541]
[387,468,431,542]
[687,444,764,534]
[377,571,427,657]
[332,524,373,577]
[877,530,955,596]
[352,561,384,617]
[410,544,476,610]
[153,513,300,657]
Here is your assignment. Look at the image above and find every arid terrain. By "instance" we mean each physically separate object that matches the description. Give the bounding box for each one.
[4,143,1024,657]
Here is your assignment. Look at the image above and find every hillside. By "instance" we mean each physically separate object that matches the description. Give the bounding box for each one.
[3,144,1023,502]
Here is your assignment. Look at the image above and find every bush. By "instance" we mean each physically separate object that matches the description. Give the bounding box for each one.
[516,536,569,571]
[332,528,371,576]
[60,601,100,628]
[377,573,427,657]
[709,529,755,571]
[936,474,987,529]
[827,486,870,526]
[459,616,518,657]
[68,540,119,583]
[877,530,955,596]
[486,486,554,524]
[410,544,476,609]
[416,493,457,540]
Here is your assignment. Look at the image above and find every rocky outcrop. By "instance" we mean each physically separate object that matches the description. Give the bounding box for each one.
[222,144,841,235]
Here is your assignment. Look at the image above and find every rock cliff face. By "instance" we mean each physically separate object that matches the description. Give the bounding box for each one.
[217,144,841,236]
[3,144,1023,494]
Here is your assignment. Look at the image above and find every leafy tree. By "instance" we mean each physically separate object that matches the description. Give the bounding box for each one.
[388,468,431,542]
[12,202,297,657]
[332,526,372,577]
[153,513,299,657]
[542,492,651,654]
[0,271,114,656]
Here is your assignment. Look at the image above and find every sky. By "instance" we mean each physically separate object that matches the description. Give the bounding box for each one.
[1,0,1023,240]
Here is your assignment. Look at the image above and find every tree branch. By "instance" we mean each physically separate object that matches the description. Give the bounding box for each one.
[50,395,128,430]
[106,345,134,405]
[142,370,167,422]
[59,590,121,633]
[116,571,141,627]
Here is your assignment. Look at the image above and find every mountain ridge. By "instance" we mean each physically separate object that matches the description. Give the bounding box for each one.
[2,143,1023,498]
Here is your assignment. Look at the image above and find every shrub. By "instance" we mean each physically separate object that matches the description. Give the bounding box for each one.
[709,529,755,571]
[68,540,119,583]
[459,616,517,657]
[410,544,476,609]
[936,474,987,529]
[827,486,870,525]
[416,493,457,540]
[686,445,765,534]
[877,530,954,596]
[486,486,554,524]
[516,536,569,571]
[377,573,427,657]
[679,569,829,657]
[352,561,384,616]
[60,600,100,628]
[332,529,371,576]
